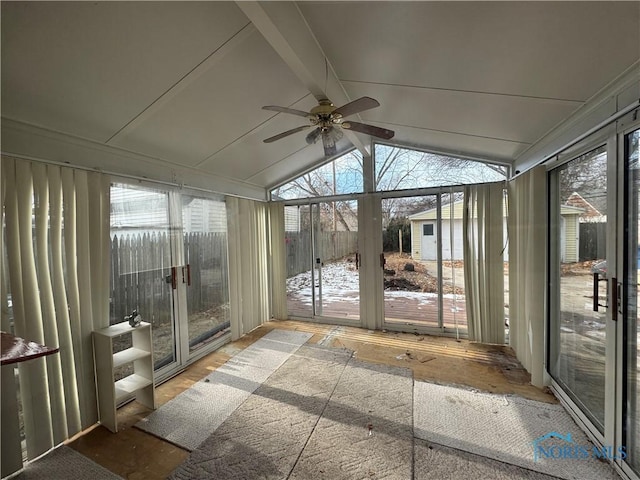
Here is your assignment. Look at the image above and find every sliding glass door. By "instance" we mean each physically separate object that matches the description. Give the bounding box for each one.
[180,195,230,354]
[110,184,230,382]
[380,192,472,335]
[624,126,640,477]
[549,121,640,478]
[285,201,359,322]
[549,144,610,432]
[110,184,178,374]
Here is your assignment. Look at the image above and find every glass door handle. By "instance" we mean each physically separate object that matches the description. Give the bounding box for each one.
[593,272,607,311]
[611,278,620,322]
[171,266,177,290]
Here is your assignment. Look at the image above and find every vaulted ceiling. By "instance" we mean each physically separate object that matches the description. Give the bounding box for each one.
[2,2,639,200]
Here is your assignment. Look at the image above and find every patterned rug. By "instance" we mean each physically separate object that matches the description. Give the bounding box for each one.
[414,381,619,480]
[136,327,621,480]
[13,446,122,480]
[170,344,414,480]
[135,329,312,451]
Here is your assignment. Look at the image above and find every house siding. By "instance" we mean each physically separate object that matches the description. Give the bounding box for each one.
[563,214,579,263]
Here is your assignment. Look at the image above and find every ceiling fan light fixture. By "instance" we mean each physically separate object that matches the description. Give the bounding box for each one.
[322,130,338,157]
[326,126,343,143]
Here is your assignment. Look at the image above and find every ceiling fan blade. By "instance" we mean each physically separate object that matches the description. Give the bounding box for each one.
[262,105,311,118]
[263,125,310,143]
[332,96,380,118]
[342,121,395,140]
[305,127,322,145]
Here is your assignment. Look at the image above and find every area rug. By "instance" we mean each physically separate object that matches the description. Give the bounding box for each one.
[13,446,122,480]
[414,381,619,480]
[135,329,313,451]
[414,440,558,480]
[169,345,414,480]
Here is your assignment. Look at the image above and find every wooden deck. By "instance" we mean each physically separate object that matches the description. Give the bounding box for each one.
[288,290,468,329]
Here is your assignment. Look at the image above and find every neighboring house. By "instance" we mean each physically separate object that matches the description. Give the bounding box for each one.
[559,204,586,262]
[565,191,605,223]
[110,187,227,237]
[284,205,301,232]
[409,201,583,262]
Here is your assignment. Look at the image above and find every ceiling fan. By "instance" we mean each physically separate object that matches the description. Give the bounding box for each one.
[262,96,394,156]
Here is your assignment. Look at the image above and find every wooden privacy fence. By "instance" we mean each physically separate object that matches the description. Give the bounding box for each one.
[579,222,606,261]
[285,230,358,278]
[110,232,229,327]
[183,232,229,313]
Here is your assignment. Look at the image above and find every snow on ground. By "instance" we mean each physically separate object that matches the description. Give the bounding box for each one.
[286,260,463,307]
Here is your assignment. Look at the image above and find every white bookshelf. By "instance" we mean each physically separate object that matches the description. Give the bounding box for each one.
[92,322,156,433]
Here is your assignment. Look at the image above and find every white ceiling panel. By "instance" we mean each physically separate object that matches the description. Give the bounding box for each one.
[1,2,249,142]
[300,2,640,102]
[340,82,582,147]
[375,122,530,163]
[110,28,310,167]
[199,95,331,181]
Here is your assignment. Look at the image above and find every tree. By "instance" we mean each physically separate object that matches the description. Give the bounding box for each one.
[375,145,505,226]
[557,146,607,213]
[272,144,507,232]
[382,216,411,253]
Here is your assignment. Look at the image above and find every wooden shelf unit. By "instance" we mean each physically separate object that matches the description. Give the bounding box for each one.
[93,322,155,433]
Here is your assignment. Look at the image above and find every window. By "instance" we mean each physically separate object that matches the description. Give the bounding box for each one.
[270,150,363,200]
[375,144,507,191]
[423,223,434,236]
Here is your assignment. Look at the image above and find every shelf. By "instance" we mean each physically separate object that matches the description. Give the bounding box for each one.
[115,374,153,402]
[113,347,150,368]
[93,322,155,432]
[94,321,150,338]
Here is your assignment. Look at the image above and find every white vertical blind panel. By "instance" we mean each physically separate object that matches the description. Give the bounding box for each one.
[244,200,257,334]
[227,196,242,340]
[358,195,383,330]
[226,197,270,340]
[32,163,68,443]
[486,183,506,343]
[14,160,54,459]
[1,158,23,477]
[88,172,110,329]
[257,202,268,330]
[49,166,82,435]
[74,170,99,427]
[61,167,87,422]
[464,182,505,344]
[269,203,287,320]
[463,188,475,337]
[508,166,546,387]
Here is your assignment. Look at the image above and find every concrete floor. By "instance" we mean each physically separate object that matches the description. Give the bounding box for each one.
[69,320,556,479]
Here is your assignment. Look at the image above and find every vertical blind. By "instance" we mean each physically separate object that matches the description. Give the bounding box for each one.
[1,157,110,474]
[507,166,547,387]
[227,197,270,339]
[269,202,288,320]
[463,182,506,344]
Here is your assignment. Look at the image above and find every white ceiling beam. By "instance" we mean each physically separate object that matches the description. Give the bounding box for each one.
[236,1,370,156]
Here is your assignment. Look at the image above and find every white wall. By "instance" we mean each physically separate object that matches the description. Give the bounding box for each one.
[417,218,509,261]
